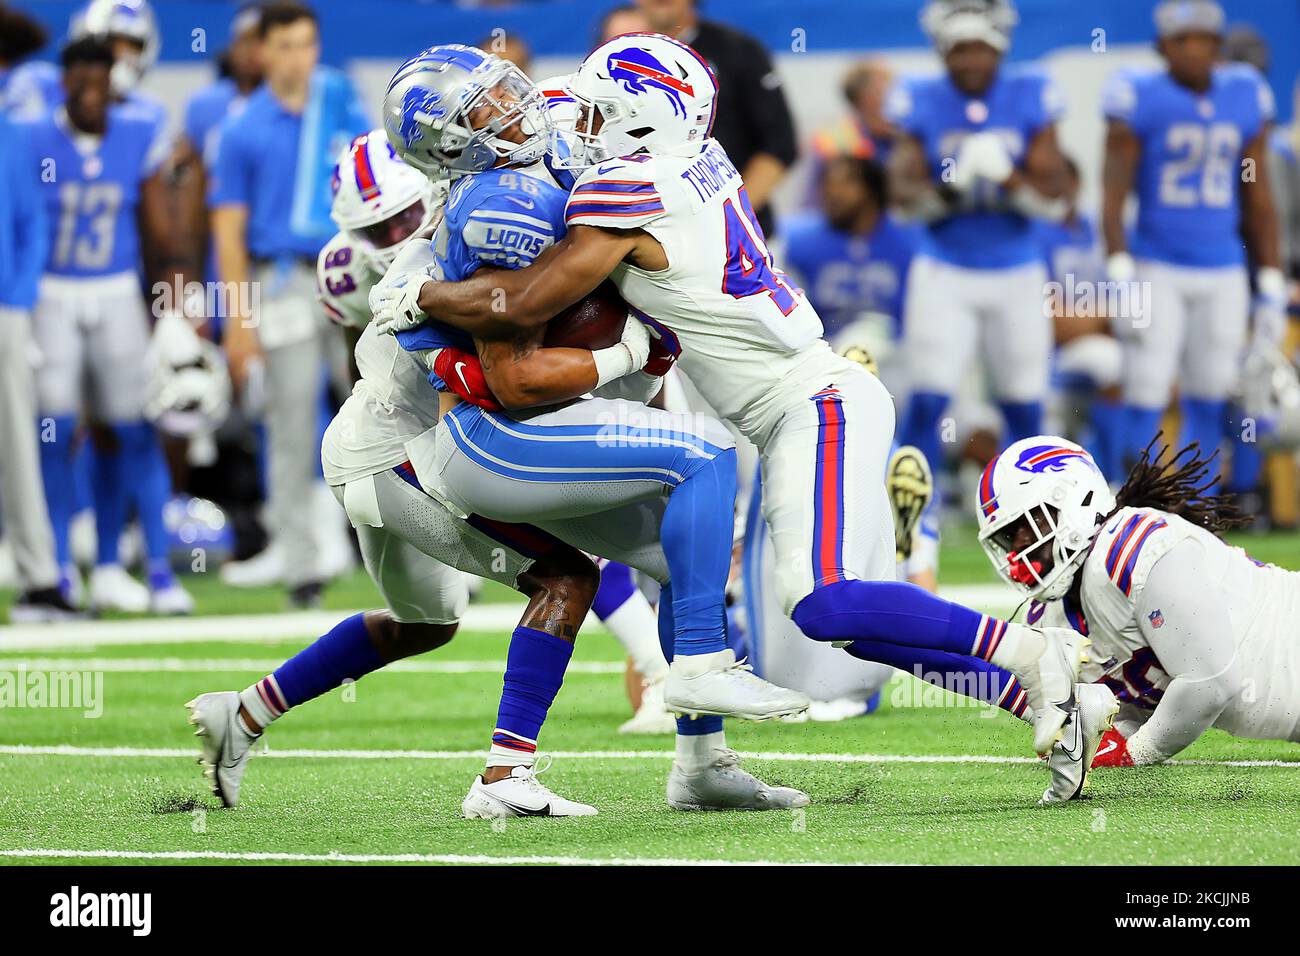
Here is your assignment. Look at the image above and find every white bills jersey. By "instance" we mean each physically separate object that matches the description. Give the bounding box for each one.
[316,232,381,330]
[565,140,837,442]
[1039,507,1300,742]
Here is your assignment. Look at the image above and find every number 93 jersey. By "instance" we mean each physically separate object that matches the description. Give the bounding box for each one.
[21,101,172,278]
[1103,63,1275,268]
[316,233,382,329]
[565,140,825,435]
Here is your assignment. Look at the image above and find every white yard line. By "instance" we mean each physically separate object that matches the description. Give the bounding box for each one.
[0,848,867,866]
[0,583,1020,651]
[2,744,1296,768]
[0,657,622,674]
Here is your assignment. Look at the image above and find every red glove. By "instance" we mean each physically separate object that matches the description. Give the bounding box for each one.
[1091,727,1134,768]
[634,309,680,377]
[432,348,503,412]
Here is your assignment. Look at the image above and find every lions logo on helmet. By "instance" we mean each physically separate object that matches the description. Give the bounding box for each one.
[395,87,447,152]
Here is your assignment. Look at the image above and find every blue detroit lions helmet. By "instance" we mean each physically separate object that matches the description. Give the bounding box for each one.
[383,44,546,179]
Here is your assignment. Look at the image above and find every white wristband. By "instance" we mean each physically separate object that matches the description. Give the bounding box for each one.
[1106,252,1136,283]
[592,343,636,388]
[1257,266,1287,300]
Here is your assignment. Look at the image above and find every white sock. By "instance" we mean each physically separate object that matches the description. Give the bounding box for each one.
[977,619,1043,674]
[238,677,286,733]
[602,592,668,681]
[675,730,726,774]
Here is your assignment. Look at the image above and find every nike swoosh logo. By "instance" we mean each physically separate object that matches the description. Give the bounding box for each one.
[453,361,471,393]
[494,798,551,816]
[505,195,536,210]
[596,163,620,175]
[1095,740,1118,758]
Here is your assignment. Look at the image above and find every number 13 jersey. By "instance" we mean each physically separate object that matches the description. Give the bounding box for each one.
[565,140,833,440]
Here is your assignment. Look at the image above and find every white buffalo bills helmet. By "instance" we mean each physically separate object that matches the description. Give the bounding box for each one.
[976,436,1115,600]
[330,129,442,271]
[554,32,718,168]
[383,44,547,179]
[920,0,1018,53]
[69,0,160,95]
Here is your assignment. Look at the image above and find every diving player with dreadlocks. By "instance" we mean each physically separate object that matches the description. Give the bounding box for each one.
[978,436,1300,773]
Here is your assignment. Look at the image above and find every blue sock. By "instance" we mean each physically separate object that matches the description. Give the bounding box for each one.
[1124,404,1163,470]
[592,561,637,620]
[242,612,384,723]
[660,447,737,656]
[656,583,725,736]
[900,391,949,475]
[38,414,77,567]
[114,421,174,588]
[490,626,574,764]
[90,434,127,567]
[997,400,1043,444]
[844,639,1029,718]
[1180,397,1225,492]
[1089,397,1123,483]
[1225,403,1262,493]
[792,579,1008,659]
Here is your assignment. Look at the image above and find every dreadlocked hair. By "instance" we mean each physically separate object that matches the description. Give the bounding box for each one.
[1111,434,1248,537]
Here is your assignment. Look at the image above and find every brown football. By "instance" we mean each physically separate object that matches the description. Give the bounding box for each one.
[542,280,627,350]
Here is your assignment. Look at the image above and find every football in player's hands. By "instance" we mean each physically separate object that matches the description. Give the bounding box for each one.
[543,280,628,350]
[1091,727,1134,768]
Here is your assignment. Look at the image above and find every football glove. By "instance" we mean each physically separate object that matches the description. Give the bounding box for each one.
[372,271,431,336]
[431,348,502,412]
[1090,726,1134,768]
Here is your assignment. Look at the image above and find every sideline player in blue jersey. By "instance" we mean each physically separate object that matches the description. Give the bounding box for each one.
[1101,0,1284,486]
[22,36,191,614]
[1037,156,1125,482]
[887,0,1068,480]
[781,155,917,342]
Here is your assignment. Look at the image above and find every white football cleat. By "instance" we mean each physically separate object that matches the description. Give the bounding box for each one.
[1040,683,1120,805]
[667,749,810,811]
[220,543,284,588]
[186,691,258,808]
[88,564,150,613]
[461,759,598,819]
[664,648,810,721]
[150,582,194,616]
[1006,625,1089,755]
[618,677,677,735]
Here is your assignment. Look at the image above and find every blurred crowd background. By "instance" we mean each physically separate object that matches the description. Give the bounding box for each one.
[2,0,1299,619]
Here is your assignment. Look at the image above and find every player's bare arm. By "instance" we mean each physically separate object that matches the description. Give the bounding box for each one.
[1007,123,1066,199]
[412,225,658,338]
[1240,129,1283,271]
[473,330,600,410]
[1101,119,1140,257]
[888,132,950,218]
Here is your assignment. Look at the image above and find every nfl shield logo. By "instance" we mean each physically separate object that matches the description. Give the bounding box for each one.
[1147,609,1165,629]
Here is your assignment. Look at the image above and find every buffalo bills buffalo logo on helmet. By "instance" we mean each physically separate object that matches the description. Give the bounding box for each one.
[606,47,694,118]
[396,87,446,149]
[1013,445,1094,474]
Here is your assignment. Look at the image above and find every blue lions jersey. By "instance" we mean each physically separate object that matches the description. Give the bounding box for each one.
[396,166,570,370]
[23,102,171,278]
[1036,212,1104,287]
[886,65,1064,269]
[780,211,918,337]
[1103,63,1274,268]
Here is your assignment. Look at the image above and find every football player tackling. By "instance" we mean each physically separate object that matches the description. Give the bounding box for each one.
[375,33,1096,769]
[979,436,1300,766]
